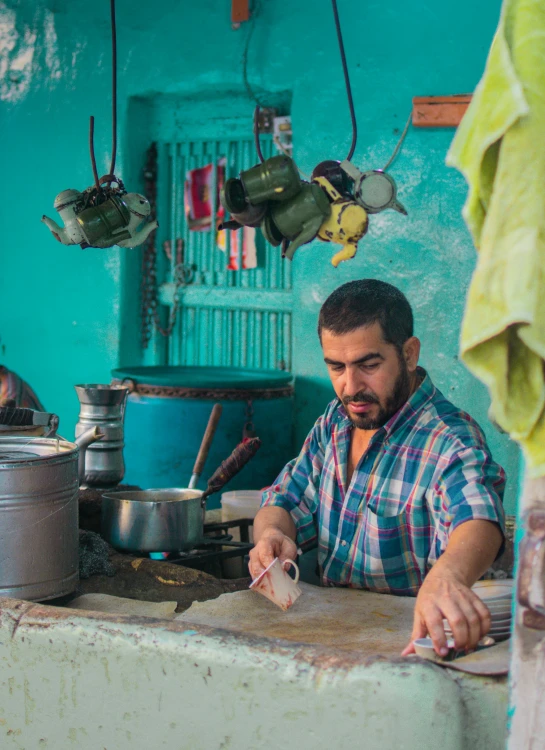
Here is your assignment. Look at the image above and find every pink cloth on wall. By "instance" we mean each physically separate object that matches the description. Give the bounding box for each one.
[184,162,225,231]
[218,226,257,270]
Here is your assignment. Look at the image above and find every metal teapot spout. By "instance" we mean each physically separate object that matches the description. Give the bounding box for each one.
[75,426,104,485]
[41,215,72,245]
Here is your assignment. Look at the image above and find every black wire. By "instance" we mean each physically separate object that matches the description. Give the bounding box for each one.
[253,106,265,163]
[89,116,101,193]
[331,0,357,162]
[109,0,117,179]
[242,0,266,107]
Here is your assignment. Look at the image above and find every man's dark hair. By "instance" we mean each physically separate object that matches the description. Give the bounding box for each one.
[318,279,414,350]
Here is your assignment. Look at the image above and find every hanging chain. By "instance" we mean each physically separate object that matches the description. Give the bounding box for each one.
[140,143,186,348]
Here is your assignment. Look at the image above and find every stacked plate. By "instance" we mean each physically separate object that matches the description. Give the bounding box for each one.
[444,579,513,642]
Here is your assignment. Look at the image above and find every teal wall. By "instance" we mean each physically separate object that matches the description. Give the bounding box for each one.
[0,0,520,512]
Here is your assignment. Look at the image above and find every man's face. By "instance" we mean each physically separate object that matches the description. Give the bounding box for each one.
[321,322,420,430]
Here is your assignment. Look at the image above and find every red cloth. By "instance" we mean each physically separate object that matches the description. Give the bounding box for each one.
[218,226,257,270]
[184,163,225,231]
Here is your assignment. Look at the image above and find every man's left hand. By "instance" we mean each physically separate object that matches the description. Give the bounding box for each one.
[401,567,491,657]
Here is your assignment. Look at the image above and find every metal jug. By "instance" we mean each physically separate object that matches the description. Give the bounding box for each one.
[240,155,302,204]
[76,195,132,247]
[268,182,331,259]
[75,384,129,488]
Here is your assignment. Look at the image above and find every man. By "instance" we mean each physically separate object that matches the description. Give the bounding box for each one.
[249,279,505,657]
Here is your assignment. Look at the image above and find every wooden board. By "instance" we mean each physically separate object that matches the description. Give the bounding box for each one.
[232,0,249,23]
[412,95,472,127]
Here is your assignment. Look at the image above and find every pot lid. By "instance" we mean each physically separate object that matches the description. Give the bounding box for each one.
[111,366,293,390]
[0,450,41,461]
[0,437,76,464]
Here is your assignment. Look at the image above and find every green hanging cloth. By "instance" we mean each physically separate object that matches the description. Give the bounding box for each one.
[447,0,545,477]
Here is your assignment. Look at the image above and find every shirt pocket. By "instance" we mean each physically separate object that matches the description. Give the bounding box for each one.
[362,506,412,590]
[364,495,429,591]
[365,507,406,530]
[366,492,408,521]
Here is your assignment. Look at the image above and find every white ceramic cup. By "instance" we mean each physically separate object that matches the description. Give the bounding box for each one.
[249,557,302,611]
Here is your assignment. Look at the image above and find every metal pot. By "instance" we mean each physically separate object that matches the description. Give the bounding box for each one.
[101,437,262,553]
[0,437,77,601]
[101,488,204,552]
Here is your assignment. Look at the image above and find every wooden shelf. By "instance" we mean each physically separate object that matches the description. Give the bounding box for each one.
[412,95,472,127]
[232,0,249,24]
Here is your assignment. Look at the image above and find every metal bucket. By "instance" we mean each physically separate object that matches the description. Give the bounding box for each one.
[0,436,79,601]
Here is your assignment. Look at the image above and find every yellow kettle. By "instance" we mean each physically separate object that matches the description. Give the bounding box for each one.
[313,177,369,267]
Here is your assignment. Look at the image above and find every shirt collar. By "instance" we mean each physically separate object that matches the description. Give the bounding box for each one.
[336,367,435,438]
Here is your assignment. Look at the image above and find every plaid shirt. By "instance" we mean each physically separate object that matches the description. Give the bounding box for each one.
[262,369,505,595]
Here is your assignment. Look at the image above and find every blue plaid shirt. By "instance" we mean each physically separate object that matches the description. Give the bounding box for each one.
[262,369,506,595]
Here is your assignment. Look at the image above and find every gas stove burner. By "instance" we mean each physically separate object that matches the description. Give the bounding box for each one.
[148,519,254,577]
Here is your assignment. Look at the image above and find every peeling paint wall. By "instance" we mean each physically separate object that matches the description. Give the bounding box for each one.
[0,0,520,511]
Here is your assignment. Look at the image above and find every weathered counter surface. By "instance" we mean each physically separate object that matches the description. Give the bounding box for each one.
[0,579,508,750]
[178,581,415,657]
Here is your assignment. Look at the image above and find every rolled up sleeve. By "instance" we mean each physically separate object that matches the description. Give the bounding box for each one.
[435,445,506,554]
[261,417,325,550]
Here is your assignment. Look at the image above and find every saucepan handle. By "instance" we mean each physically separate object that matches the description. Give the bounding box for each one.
[191,404,223,484]
[200,437,262,510]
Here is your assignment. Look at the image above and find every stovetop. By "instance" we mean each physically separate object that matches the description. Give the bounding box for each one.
[156,519,253,578]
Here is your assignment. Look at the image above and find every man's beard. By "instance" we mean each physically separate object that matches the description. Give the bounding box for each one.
[342,361,411,430]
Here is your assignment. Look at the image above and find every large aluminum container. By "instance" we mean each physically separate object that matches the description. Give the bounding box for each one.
[111,366,294,508]
[0,437,79,601]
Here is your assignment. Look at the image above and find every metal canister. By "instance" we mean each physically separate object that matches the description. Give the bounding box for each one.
[75,384,129,489]
[0,437,79,601]
[76,195,131,246]
[240,155,301,204]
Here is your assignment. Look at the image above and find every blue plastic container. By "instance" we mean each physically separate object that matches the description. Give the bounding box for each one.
[111,366,294,509]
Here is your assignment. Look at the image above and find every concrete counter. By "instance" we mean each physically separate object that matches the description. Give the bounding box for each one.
[0,595,507,749]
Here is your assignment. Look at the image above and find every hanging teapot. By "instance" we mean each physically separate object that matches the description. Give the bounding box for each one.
[313,176,369,267]
[41,189,86,245]
[263,181,331,260]
[42,178,158,249]
[339,160,407,215]
[240,155,302,204]
[220,178,268,230]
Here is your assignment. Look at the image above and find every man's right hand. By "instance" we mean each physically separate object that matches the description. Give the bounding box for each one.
[249,528,298,580]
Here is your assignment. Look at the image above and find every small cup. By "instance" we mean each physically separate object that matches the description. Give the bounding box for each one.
[249,557,301,611]
[413,636,496,662]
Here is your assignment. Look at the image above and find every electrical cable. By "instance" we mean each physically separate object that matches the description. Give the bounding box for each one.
[89,116,101,193]
[243,1,358,164]
[331,0,357,162]
[87,0,118,190]
[242,0,265,107]
[383,112,412,171]
[108,0,117,181]
[253,105,265,163]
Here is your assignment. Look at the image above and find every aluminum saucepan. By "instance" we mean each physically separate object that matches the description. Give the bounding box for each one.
[101,488,204,552]
[101,438,261,553]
